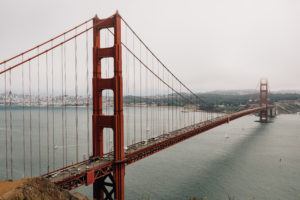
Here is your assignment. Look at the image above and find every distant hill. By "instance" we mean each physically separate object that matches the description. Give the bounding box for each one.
[272,90,300,94]
[202,89,257,95]
[200,89,258,95]
[193,90,300,112]
[199,89,300,95]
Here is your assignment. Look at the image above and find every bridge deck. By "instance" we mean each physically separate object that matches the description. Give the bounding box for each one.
[43,107,267,190]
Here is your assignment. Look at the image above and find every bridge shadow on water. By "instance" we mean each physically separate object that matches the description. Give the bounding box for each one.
[175,121,271,199]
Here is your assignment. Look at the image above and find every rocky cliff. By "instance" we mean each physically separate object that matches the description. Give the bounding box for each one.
[0,178,88,200]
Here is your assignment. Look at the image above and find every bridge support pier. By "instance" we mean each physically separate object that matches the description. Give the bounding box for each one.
[93,174,115,200]
[268,107,276,118]
[92,12,125,200]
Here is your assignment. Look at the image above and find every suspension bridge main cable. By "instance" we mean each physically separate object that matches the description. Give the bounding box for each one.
[120,43,199,108]
[0,17,110,75]
[0,18,93,66]
[119,17,206,106]
[105,27,203,114]
[0,15,122,177]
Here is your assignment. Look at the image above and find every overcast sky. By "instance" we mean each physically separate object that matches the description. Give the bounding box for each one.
[0,0,299,92]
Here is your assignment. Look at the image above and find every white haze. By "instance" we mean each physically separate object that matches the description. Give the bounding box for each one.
[0,0,299,92]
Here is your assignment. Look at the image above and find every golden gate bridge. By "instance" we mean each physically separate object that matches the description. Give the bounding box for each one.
[0,12,276,200]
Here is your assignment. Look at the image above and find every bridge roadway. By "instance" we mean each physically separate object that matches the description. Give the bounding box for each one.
[43,106,267,190]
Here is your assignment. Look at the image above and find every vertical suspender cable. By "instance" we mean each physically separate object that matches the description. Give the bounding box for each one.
[139,42,142,142]
[37,48,42,174]
[201,99,204,123]
[125,26,130,147]
[145,50,148,140]
[151,56,154,138]
[175,81,178,130]
[61,42,65,167]
[133,33,136,144]
[51,42,55,170]
[28,60,32,177]
[64,35,68,165]
[177,81,180,130]
[4,62,8,180]
[175,81,177,129]
[186,92,188,126]
[155,62,161,136]
[9,65,13,179]
[74,29,79,162]
[176,83,179,128]
[37,48,41,174]
[180,84,186,127]
[162,68,167,133]
[162,68,165,134]
[167,73,170,132]
[188,95,191,126]
[206,102,208,122]
[156,59,158,137]
[172,77,174,131]
[161,65,164,134]
[157,61,160,135]
[194,93,196,126]
[46,52,50,173]
[202,100,204,122]
[21,55,25,176]
[180,85,186,127]
[85,24,90,157]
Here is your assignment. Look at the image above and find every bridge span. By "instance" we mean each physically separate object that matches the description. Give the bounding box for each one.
[44,105,274,191]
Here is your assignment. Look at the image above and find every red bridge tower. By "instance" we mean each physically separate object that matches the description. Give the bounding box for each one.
[92,12,125,200]
[259,79,269,123]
